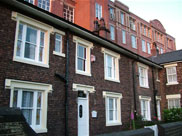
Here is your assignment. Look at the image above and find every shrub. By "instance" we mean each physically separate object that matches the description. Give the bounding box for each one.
[163,108,182,123]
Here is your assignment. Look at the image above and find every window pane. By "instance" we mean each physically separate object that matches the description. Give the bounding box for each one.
[78,45,85,58]
[22,109,32,125]
[40,32,44,47]
[18,24,23,40]
[36,109,41,125]
[39,47,44,62]
[24,43,36,59]
[26,27,37,44]
[109,98,113,121]
[55,40,61,52]
[16,40,22,57]
[37,92,42,108]
[13,90,18,107]
[22,91,33,108]
[77,58,85,71]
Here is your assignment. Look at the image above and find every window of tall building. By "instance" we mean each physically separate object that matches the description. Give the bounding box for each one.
[131,35,137,48]
[129,18,136,31]
[147,42,151,54]
[144,26,146,36]
[160,48,163,54]
[109,7,115,20]
[24,0,34,4]
[148,28,150,37]
[122,30,126,44]
[95,3,102,20]
[142,40,146,52]
[38,0,50,11]
[63,5,74,23]
[120,12,125,25]
[110,25,115,40]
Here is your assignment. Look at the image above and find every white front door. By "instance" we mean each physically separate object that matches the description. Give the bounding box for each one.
[78,96,89,136]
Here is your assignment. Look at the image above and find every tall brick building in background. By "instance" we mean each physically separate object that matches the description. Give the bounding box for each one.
[25,0,176,57]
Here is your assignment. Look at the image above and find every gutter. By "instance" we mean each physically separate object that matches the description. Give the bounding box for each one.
[1,0,162,69]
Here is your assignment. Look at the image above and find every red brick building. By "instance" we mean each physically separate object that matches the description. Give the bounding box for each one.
[0,0,163,136]
[22,0,176,57]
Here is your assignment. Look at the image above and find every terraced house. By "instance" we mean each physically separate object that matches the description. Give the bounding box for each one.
[0,0,165,136]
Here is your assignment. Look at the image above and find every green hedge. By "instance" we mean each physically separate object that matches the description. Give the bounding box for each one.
[163,108,182,123]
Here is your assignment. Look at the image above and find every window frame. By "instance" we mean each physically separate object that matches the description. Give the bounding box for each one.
[147,42,151,54]
[12,12,52,68]
[102,48,120,83]
[73,36,93,76]
[38,0,50,11]
[156,96,161,120]
[122,30,126,44]
[63,4,74,23]
[95,3,102,20]
[120,12,125,25]
[142,40,146,52]
[103,91,122,126]
[109,7,115,20]
[138,63,149,88]
[139,96,151,121]
[166,94,181,109]
[53,29,65,57]
[110,25,115,40]
[131,35,137,49]
[164,64,178,85]
[5,79,52,133]
[24,0,34,4]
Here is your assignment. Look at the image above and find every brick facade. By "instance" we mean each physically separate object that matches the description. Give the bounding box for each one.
[0,1,162,136]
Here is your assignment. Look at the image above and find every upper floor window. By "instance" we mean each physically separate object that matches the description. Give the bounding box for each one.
[160,48,163,54]
[131,35,137,49]
[109,7,115,20]
[165,64,178,85]
[129,18,136,31]
[139,96,151,121]
[166,94,181,109]
[110,25,115,40]
[102,48,120,82]
[142,40,146,52]
[147,42,151,54]
[103,91,122,126]
[38,0,50,11]
[95,3,102,20]
[63,5,74,23]
[74,36,93,76]
[53,30,65,57]
[148,28,150,37]
[5,79,52,133]
[13,12,52,68]
[24,0,34,4]
[120,12,125,25]
[138,63,149,88]
[144,26,146,36]
[122,30,126,44]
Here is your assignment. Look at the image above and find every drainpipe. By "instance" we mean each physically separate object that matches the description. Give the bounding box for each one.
[152,68,158,120]
[55,30,70,136]
[132,60,137,118]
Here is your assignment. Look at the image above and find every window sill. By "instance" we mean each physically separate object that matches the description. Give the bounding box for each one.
[166,82,179,85]
[34,128,47,133]
[105,78,120,83]
[139,85,149,89]
[156,80,160,82]
[13,57,49,68]
[106,122,122,126]
[76,70,91,77]
[53,51,65,57]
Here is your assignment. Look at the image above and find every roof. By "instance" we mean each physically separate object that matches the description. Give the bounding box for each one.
[1,0,162,69]
[150,50,182,64]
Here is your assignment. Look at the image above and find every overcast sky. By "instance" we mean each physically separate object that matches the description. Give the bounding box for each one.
[118,0,182,50]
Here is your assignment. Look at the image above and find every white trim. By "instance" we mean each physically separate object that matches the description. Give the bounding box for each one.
[53,51,65,57]
[166,82,179,85]
[5,79,52,133]
[103,91,122,126]
[156,96,161,100]
[101,48,120,59]
[139,95,151,101]
[164,63,177,68]
[52,28,65,35]
[139,96,151,121]
[138,63,149,88]
[72,83,95,93]
[166,94,181,99]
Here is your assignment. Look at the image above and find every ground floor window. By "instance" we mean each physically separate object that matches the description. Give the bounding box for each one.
[139,96,151,121]
[166,94,181,109]
[5,79,52,133]
[103,91,122,126]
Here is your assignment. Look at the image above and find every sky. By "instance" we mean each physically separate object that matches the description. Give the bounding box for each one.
[118,0,182,50]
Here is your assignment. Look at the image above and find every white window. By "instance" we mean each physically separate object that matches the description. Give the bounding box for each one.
[53,30,65,57]
[122,30,126,44]
[110,7,115,20]
[142,40,146,52]
[110,25,115,40]
[165,64,178,85]
[139,96,151,121]
[102,48,120,82]
[5,79,52,133]
[38,0,50,11]
[74,36,93,76]
[138,63,149,88]
[103,91,122,126]
[160,48,163,54]
[156,97,161,120]
[147,42,151,54]
[12,12,52,68]
[63,5,74,23]
[24,0,34,4]
[144,26,146,36]
[156,69,160,81]
[129,18,136,31]
[131,35,137,49]
[95,3,102,20]
[166,94,181,109]
[120,12,124,25]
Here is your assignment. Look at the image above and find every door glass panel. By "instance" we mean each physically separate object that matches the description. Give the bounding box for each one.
[79,105,83,118]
